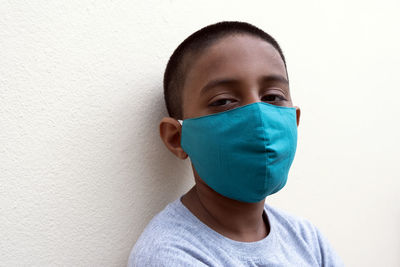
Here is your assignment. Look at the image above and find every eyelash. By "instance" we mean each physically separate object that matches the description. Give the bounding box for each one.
[209,94,286,107]
[209,99,236,107]
[261,94,286,102]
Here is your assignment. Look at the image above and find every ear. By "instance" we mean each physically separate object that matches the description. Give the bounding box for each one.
[294,106,301,126]
[159,117,188,159]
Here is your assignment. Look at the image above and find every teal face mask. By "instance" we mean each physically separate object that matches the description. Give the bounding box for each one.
[180,102,298,203]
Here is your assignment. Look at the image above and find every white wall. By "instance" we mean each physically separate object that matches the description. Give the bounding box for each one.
[1,1,399,266]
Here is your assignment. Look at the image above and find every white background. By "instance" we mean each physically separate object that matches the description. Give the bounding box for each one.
[1,1,399,266]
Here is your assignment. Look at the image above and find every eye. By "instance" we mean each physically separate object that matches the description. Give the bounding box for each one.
[209,98,235,107]
[261,94,286,102]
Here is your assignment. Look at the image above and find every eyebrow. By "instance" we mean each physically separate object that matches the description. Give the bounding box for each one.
[200,75,289,95]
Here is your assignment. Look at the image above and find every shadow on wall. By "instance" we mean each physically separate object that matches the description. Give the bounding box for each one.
[126,83,192,227]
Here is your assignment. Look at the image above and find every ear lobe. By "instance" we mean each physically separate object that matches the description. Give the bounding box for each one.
[294,106,301,127]
[159,117,188,159]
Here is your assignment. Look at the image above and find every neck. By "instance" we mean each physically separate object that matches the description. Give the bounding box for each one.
[181,181,269,242]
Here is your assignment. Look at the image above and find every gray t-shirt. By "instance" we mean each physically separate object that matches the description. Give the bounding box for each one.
[128,198,344,266]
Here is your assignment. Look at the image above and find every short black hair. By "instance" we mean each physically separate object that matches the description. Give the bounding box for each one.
[163,21,287,119]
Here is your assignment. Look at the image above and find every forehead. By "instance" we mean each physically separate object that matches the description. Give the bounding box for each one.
[182,34,287,105]
[183,34,287,90]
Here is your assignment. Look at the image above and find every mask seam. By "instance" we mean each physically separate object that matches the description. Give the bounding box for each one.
[258,104,271,194]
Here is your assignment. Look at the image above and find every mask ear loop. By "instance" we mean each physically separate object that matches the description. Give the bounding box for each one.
[178,120,183,125]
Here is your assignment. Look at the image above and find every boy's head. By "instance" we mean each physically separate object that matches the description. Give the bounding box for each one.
[163,21,289,120]
[160,21,300,161]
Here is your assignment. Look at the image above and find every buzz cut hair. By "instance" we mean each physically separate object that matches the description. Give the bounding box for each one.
[163,21,287,119]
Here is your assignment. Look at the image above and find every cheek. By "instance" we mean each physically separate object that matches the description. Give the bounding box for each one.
[286,101,294,107]
[285,92,293,107]
[181,89,192,119]
[182,94,193,119]
[181,90,200,119]
[182,91,211,119]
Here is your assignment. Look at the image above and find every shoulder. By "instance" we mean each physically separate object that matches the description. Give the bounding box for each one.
[265,203,345,266]
[265,203,321,243]
[128,199,208,267]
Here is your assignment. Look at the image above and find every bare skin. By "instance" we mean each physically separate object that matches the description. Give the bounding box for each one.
[159,34,300,242]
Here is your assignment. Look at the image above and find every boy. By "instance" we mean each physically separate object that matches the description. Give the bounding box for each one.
[128,21,344,266]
